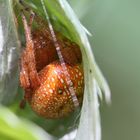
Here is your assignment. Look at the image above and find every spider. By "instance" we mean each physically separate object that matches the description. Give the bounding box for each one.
[19,10,84,119]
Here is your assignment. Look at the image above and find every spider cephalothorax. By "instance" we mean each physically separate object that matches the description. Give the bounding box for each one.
[19,12,84,119]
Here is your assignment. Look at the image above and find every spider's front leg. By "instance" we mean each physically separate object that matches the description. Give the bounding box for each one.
[20,13,40,102]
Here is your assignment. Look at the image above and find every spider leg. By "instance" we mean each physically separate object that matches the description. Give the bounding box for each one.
[20,50,30,89]
[19,98,26,109]
[29,11,35,27]
[21,13,40,89]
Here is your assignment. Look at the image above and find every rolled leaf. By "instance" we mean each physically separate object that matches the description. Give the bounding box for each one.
[12,0,111,140]
[0,0,19,105]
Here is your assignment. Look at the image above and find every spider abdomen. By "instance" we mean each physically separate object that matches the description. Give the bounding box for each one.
[30,61,84,119]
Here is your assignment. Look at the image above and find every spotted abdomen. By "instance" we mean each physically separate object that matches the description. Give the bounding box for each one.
[30,61,84,119]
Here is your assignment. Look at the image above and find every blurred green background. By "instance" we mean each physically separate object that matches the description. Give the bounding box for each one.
[69,0,140,140]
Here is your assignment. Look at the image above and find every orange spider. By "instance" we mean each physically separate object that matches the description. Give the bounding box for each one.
[19,12,84,119]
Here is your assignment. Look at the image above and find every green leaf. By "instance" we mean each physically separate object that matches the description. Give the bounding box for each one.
[0,105,54,140]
